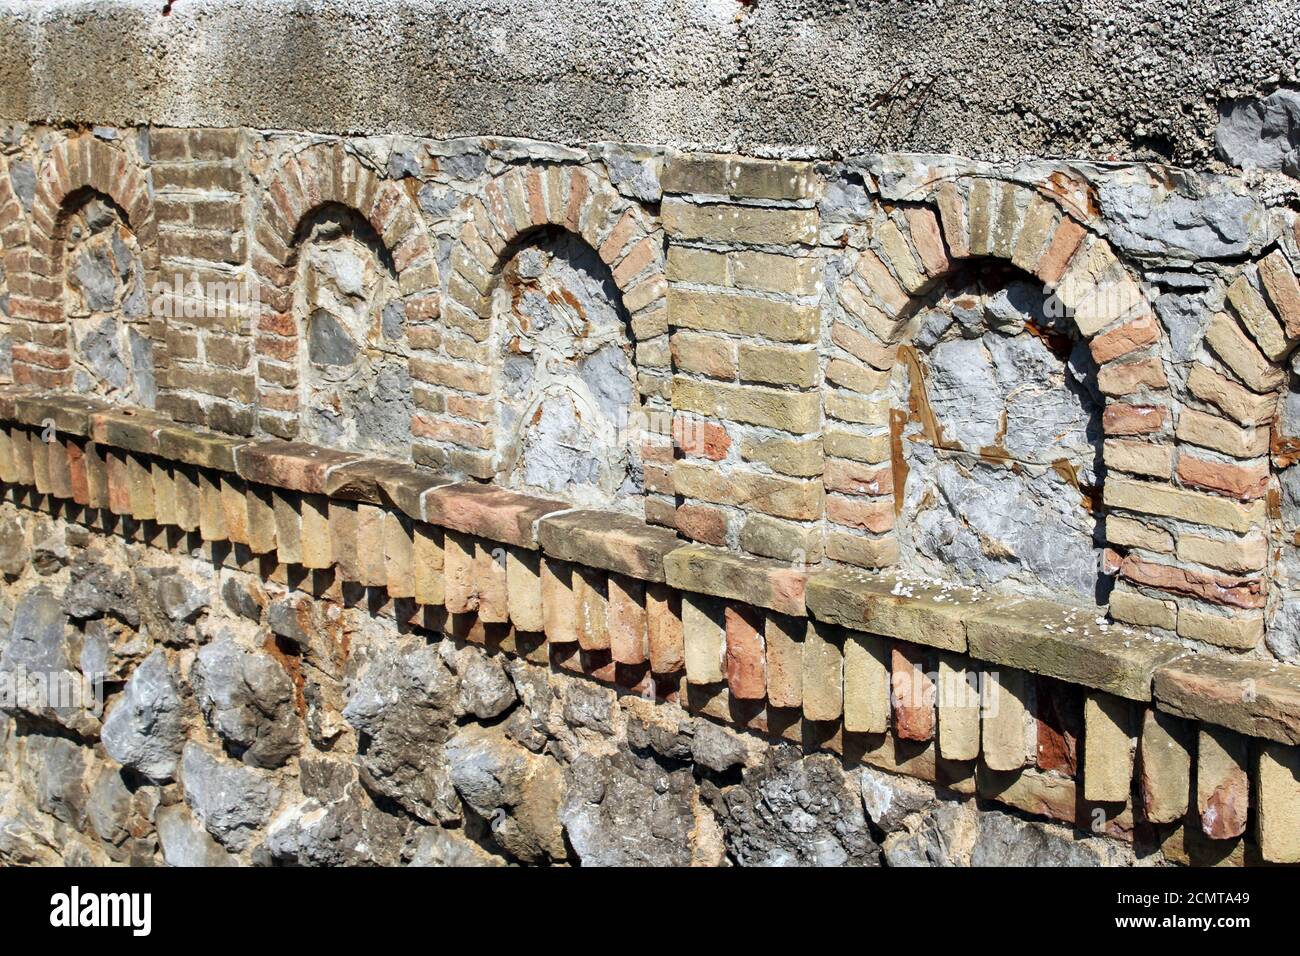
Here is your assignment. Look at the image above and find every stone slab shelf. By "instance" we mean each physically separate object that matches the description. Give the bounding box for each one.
[2,387,1299,863]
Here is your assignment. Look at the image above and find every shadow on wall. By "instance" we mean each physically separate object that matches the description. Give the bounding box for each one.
[889,261,1110,606]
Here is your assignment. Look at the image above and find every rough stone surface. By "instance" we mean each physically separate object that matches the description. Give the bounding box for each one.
[100,650,187,783]
[2,1,1295,165]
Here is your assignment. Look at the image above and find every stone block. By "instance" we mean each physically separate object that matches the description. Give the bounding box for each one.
[664,543,807,616]
[424,482,568,548]
[1139,708,1192,825]
[1154,655,1300,745]
[682,593,725,685]
[234,441,359,494]
[802,620,843,722]
[537,509,682,582]
[1082,692,1134,802]
[1256,742,1300,864]
[937,654,981,762]
[965,597,1188,701]
[805,568,983,653]
[981,668,1031,772]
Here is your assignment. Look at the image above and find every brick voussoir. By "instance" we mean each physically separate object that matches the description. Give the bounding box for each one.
[664,543,808,617]
[1153,655,1300,746]
[965,599,1189,701]
[421,482,569,548]
[537,509,683,583]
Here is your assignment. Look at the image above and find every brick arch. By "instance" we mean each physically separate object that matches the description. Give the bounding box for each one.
[249,141,440,439]
[426,164,668,484]
[0,157,24,385]
[12,135,158,392]
[829,175,1169,577]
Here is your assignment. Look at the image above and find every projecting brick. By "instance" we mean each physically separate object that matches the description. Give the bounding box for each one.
[356,504,389,588]
[470,542,508,623]
[646,582,685,673]
[765,612,804,709]
[245,485,277,555]
[981,668,1031,772]
[443,529,476,614]
[1139,708,1192,825]
[802,621,843,722]
[1256,742,1300,863]
[541,557,578,645]
[505,546,543,631]
[573,565,609,651]
[938,654,981,761]
[424,482,568,548]
[806,568,977,653]
[682,593,725,685]
[842,629,890,734]
[724,603,766,700]
[608,574,648,665]
[1082,692,1134,802]
[1197,726,1249,840]
[891,644,935,742]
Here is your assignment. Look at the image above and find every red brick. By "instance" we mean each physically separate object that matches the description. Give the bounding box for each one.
[1176,455,1269,501]
[824,459,891,496]
[1034,677,1081,776]
[674,503,728,546]
[1103,403,1166,436]
[1036,217,1087,286]
[826,494,894,533]
[1119,555,1264,610]
[608,574,648,665]
[1089,313,1161,363]
[646,582,684,673]
[724,604,766,701]
[890,644,935,742]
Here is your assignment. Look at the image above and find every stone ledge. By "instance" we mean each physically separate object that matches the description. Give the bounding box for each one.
[967,599,1188,702]
[664,543,808,617]
[234,441,362,494]
[1154,656,1300,746]
[805,568,992,653]
[423,482,570,549]
[12,393,107,436]
[322,458,451,519]
[537,510,682,583]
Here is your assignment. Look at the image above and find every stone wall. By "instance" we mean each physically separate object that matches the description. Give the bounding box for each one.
[1,1,1299,868]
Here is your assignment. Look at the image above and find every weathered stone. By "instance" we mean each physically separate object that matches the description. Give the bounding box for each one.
[1197,725,1249,840]
[101,650,187,783]
[665,543,807,617]
[181,742,282,852]
[1154,654,1300,745]
[806,568,984,653]
[156,804,239,867]
[191,635,301,768]
[1139,708,1192,824]
[980,668,1030,772]
[1082,692,1134,803]
[1256,742,1300,863]
[424,482,568,548]
[966,598,1188,701]
[538,510,682,582]
[843,628,889,735]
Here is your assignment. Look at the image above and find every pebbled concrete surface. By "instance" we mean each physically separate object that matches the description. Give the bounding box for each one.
[0,0,1296,166]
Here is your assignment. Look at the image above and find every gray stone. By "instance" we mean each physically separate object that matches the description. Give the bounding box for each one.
[969,808,1131,866]
[882,801,979,866]
[180,742,282,852]
[406,826,508,867]
[561,681,614,735]
[690,719,747,774]
[101,650,187,783]
[1216,89,1300,176]
[387,147,423,179]
[7,159,34,211]
[86,766,134,847]
[1155,292,1211,366]
[261,780,413,867]
[0,516,27,577]
[342,637,460,824]
[156,803,238,867]
[561,748,717,866]
[1,586,99,736]
[457,653,517,720]
[1098,173,1266,262]
[190,636,301,768]
[711,748,880,867]
[859,765,935,832]
[306,309,360,366]
[28,733,91,830]
[594,144,662,202]
[445,722,567,864]
[134,566,209,645]
[63,550,138,626]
